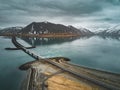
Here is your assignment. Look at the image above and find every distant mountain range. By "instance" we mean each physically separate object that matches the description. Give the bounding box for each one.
[1,22,120,37]
[96,25,120,37]
[0,27,23,34]
[0,21,93,36]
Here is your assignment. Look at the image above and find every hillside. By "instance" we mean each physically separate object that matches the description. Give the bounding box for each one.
[0,22,93,37]
[0,27,22,34]
[20,22,93,36]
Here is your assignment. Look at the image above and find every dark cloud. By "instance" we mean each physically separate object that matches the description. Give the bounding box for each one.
[0,0,120,30]
[35,0,102,16]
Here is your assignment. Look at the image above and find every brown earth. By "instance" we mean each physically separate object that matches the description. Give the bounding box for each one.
[47,74,98,90]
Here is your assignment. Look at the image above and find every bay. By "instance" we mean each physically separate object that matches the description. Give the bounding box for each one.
[0,36,120,90]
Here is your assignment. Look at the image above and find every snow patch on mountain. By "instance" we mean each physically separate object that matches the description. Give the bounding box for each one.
[0,26,23,34]
[96,25,120,36]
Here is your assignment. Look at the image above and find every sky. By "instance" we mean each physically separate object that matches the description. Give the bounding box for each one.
[0,0,120,31]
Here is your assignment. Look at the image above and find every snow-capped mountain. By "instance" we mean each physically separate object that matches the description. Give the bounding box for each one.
[78,27,93,35]
[0,21,94,36]
[96,25,120,36]
[0,26,23,34]
[20,22,93,36]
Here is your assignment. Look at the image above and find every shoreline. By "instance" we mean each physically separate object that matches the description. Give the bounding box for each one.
[0,33,81,38]
[6,36,120,90]
[20,57,120,90]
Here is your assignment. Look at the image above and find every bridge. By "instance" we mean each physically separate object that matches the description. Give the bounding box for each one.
[11,37,120,90]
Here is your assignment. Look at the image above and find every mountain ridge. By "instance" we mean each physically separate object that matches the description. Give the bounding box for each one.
[0,26,23,34]
[20,21,93,36]
[0,21,93,36]
[96,25,120,36]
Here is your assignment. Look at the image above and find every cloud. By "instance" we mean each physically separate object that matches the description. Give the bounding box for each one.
[0,0,120,30]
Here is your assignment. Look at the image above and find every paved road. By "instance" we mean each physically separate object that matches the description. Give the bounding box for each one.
[12,36,120,90]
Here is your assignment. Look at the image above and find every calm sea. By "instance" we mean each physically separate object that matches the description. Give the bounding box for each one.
[0,36,120,90]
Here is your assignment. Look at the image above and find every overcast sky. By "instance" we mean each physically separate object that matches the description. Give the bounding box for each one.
[0,0,120,31]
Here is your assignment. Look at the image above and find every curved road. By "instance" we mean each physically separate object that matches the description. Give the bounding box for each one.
[12,36,119,90]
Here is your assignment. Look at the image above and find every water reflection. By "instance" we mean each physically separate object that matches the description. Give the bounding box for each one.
[20,36,120,73]
[97,35,120,41]
[1,35,120,90]
[21,36,91,46]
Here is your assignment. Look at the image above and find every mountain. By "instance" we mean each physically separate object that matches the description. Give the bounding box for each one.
[0,27,23,34]
[96,25,120,37]
[0,22,93,36]
[20,22,93,36]
[78,27,93,35]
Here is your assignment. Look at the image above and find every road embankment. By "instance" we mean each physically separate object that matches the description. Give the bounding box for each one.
[20,57,120,90]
